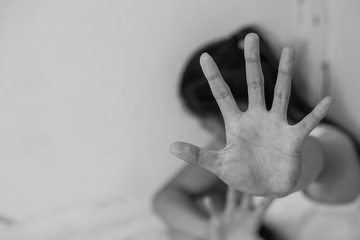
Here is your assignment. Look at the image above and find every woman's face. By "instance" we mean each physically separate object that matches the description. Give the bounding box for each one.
[199,116,226,142]
[198,101,247,142]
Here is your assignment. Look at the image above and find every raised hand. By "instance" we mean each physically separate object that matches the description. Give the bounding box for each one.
[170,33,332,197]
[204,187,272,240]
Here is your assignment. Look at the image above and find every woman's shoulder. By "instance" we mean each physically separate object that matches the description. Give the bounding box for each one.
[312,123,359,151]
[312,122,345,136]
[307,122,360,203]
[310,122,359,160]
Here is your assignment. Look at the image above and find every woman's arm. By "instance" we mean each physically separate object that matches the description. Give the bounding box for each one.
[153,163,222,238]
[302,125,360,203]
[170,34,332,198]
[169,32,360,203]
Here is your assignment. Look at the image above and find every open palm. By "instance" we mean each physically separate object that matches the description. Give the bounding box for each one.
[170,33,332,197]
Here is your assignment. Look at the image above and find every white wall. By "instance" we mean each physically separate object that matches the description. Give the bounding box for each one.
[0,1,330,239]
[326,1,360,137]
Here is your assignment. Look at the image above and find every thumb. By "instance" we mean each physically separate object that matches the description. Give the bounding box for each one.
[170,141,220,175]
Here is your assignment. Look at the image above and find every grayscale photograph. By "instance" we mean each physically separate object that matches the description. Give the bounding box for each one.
[0,1,359,239]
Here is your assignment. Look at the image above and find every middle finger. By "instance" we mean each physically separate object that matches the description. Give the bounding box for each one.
[244,33,266,111]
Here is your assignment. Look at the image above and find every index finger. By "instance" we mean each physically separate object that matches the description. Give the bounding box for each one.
[200,53,240,123]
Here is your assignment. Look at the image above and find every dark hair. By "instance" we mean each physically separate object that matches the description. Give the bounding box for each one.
[179,25,360,155]
[180,26,310,123]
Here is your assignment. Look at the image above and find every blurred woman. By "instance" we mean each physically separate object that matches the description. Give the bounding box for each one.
[154,26,360,240]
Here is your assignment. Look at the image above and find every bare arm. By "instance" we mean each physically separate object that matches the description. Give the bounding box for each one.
[153,162,223,238]
[302,125,360,203]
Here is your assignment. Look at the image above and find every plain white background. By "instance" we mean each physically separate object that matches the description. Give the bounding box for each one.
[0,0,359,239]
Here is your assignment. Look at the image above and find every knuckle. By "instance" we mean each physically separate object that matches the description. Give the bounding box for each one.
[275,92,289,100]
[245,56,259,63]
[213,85,231,100]
[248,80,263,90]
[299,121,311,133]
[214,90,230,100]
[278,69,293,78]
[310,111,321,122]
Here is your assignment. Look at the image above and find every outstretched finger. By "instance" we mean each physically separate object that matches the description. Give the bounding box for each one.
[239,192,253,211]
[271,47,295,120]
[224,187,238,215]
[293,96,332,137]
[203,197,222,240]
[170,142,221,175]
[200,53,240,124]
[203,196,218,217]
[244,33,266,110]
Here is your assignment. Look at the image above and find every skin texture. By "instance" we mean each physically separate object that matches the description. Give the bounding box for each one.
[169,34,332,198]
